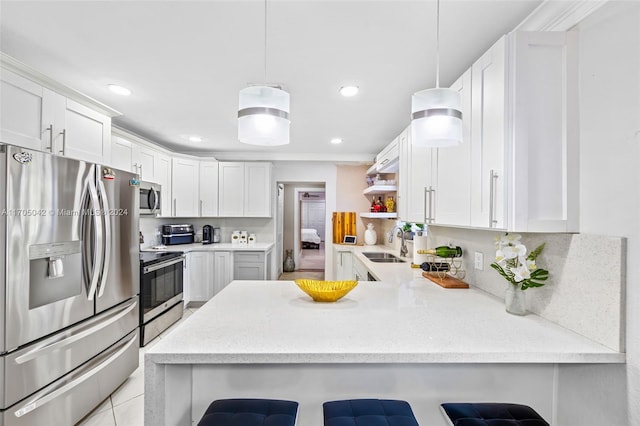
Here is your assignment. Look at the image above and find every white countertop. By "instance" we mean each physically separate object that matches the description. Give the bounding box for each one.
[141,242,274,253]
[146,278,624,364]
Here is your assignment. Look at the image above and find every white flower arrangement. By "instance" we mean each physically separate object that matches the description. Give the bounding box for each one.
[491,233,549,290]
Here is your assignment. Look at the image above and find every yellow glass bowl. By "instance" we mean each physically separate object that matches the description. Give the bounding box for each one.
[294,279,358,302]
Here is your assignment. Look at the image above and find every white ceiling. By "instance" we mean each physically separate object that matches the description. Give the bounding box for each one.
[0,0,542,161]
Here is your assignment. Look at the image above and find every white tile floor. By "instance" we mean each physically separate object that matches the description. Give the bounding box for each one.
[76,307,200,426]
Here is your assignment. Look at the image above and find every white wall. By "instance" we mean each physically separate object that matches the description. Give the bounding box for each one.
[273,162,338,278]
[573,2,640,424]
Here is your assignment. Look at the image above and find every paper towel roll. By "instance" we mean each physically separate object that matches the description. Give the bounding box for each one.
[413,235,430,265]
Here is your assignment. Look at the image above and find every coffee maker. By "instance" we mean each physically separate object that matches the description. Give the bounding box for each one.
[202,225,221,244]
[202,225,214,245]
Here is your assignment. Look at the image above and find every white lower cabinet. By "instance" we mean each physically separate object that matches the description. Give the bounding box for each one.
[185,251,214,304]
[213,251,233,295]
[233,251,266,280]
[334,250,354,281]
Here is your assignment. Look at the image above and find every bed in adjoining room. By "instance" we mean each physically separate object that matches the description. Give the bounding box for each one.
[301,228,321,249]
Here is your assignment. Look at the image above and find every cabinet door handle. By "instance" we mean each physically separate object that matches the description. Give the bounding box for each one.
[138,163,143,177]
[430,187,436,223]
[45,124,54,152]
[58,129,66,155]
[423,187,429,224]
[200,200,203,216]
[489,170,499,227]
[173,198,177,216]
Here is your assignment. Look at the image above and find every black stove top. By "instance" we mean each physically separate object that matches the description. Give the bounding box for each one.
[139,251,183,267]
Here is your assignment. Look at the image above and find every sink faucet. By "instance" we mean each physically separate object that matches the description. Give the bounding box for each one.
[389,225,408,258]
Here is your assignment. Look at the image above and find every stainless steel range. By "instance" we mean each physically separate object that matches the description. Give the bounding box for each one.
[0,144,139,426]
[139,251,184,347]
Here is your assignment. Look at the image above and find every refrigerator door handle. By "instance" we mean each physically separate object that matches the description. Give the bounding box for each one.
[85,174,103,301]
[96,178,111,298]
[12,333,137,418]
[14,299,137,365]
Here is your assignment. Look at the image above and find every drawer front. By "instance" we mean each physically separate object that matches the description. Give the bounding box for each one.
[1,297,138,409]
[234,252,264,264]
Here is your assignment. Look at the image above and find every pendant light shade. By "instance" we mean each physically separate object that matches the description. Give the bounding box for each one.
[238,86,290,146]
[411,0,462,147]
[411,87,462,147]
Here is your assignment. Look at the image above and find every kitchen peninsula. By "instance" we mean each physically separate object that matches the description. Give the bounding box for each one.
[144,274,624,426]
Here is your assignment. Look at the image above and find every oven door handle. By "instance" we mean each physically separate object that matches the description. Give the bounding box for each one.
[14,299,137,365]
[143,256,185,274]
[13,332,137,418]
[95,178,111,298]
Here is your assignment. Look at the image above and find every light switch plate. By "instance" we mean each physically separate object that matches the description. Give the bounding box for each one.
[474,252,484,270]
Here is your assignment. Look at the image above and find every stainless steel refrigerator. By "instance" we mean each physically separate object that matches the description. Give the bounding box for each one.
[0,144,139,425]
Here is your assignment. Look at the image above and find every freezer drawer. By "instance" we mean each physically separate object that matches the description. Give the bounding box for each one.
[0,297,138,409]
[0,330,138,426]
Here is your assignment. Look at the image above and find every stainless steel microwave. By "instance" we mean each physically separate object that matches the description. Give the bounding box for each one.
[139,181,161,215]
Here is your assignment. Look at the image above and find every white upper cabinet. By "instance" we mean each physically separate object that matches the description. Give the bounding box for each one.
[244,162,272,217]
[433,69,472,226]
[1,69,112,164]
[61,98,111,164]
[218,162,244,217]
[199,160,219,217]
[154,152,172,216]
[0,69,49,151]
[397,127,436,224]
[470,32,578,232]
[219,162,272,217]
[172,157,200,217]
[111,135,137,173]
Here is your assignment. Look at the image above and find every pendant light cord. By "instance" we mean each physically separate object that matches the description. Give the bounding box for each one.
[435,0,440,88]
[264,0,268,83]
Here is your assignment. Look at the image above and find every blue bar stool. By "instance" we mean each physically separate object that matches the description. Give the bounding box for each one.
[197,398,298,426]
[440,402,549,426]
[323,398,419,426]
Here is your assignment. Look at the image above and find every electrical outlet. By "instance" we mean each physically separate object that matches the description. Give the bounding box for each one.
[474,252,484,270]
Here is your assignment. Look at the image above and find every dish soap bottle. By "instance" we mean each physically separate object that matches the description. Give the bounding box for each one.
[364,223,377,245]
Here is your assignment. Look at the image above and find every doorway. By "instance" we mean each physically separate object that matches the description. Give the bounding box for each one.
[297,189,326,271]
[277,182,326,279]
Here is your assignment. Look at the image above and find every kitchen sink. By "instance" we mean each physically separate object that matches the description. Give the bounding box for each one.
[367,258,406,263]
[362,252,406,263]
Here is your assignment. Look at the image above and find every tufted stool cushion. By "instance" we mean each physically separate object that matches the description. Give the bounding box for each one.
[197,398,298,426]
[323,398,419,426]
[440,402,549,426]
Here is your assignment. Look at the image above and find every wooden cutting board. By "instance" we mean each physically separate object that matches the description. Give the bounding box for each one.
[332,212,357,243]
[422,272,469,289]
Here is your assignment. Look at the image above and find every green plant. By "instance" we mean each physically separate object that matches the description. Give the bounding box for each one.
[490,233,549,290]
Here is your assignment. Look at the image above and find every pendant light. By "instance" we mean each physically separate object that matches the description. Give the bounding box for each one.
[411,0,462,147]
[238,0,290,146]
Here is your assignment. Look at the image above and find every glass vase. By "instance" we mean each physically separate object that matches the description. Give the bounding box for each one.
[505,284,527,315]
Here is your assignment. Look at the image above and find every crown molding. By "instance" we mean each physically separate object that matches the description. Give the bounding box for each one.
[1,52,122,117]
[515,0,609,31]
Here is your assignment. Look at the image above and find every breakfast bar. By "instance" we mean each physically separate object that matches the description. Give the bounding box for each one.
[144,278,624,425]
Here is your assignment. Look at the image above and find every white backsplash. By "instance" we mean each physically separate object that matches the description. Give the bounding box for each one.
[427,225,625,352]
[139,217,274,249]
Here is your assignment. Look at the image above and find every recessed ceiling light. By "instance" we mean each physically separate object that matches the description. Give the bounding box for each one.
[330,138,343,145]
[339,86,359,97]
[188,135,203,142]
[108,84,131,96]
